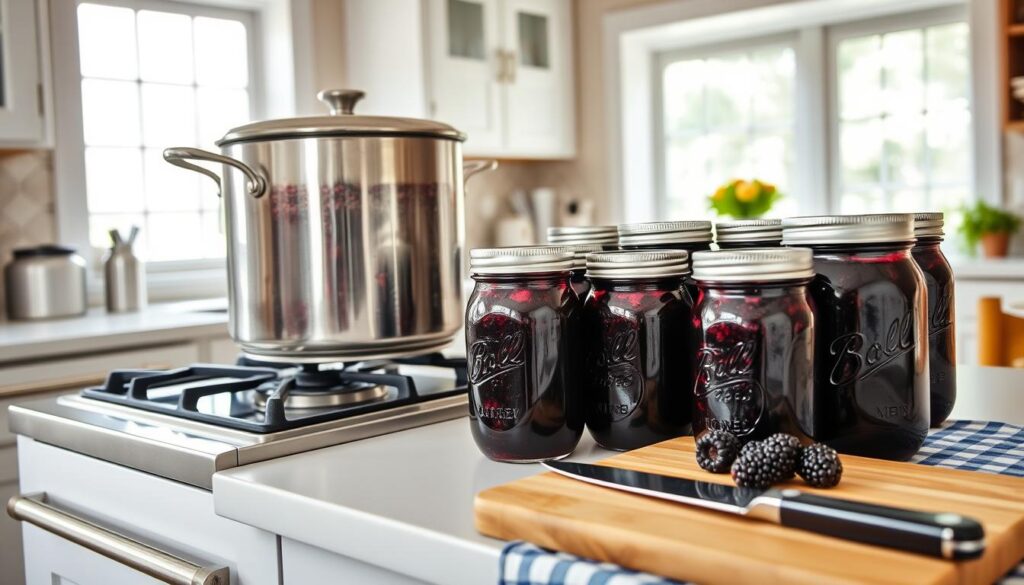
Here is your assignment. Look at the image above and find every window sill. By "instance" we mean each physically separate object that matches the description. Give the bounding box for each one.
[86,264,228,306]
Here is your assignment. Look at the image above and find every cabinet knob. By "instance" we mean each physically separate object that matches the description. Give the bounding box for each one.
[317,89,365,115]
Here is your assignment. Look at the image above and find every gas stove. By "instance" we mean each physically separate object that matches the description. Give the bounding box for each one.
[9,354,468,489]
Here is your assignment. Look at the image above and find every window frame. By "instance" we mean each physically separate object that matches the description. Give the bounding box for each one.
[649,4,972,220]
[49,0,317,301]
[653,32,797,220]
[825,5,970,215]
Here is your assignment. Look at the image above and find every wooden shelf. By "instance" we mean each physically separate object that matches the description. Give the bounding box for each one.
[1007,119,1024,132]
[1010,23,1024,36]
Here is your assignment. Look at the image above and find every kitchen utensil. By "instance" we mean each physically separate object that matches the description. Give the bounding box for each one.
[163,89,495,362]
[4,245,87,320]
[529,188,557,245]
[543,460,983,560]
[104,226,147,313]
[475,437,1024,585]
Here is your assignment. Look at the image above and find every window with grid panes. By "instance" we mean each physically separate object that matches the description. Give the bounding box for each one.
[835,22,971,216]
[660,43,796,220]
[76,1,254,262]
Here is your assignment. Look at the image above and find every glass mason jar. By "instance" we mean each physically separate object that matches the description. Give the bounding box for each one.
[582,250,696,451]
[715,219,783,249]
[782,215,929,461]
[547,225,619,250]
[559,243,604,301]
[617,221,714,298]
[691,248,816,443]
[912,212,956,426]
[466,247,584,462]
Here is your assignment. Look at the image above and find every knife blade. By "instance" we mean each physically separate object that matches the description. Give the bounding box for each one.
[542,460,985,560]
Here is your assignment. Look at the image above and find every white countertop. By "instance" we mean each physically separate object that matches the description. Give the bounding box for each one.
[0,298,229,364]
[949,256,1024,280]
[212,365,1024,585]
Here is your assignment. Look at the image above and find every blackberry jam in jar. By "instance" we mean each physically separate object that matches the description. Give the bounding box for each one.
[691,248,816,443]
[715,219,783,249]
[912,212,956,426]
[782,215,929,460]
[618,221,713,297]
[561,243,604,300]
[547,226,619,249]
[466,247,583,462]
[582,251,695,450]
[617,221,714,254]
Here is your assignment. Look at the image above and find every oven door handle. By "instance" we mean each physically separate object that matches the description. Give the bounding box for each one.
[7,493,230,585]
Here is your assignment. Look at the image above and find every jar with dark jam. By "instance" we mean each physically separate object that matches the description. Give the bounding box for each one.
[782,215,929,461]
[582,251,696,450]
[466,247,583,462]
[547,225,619,250]
[912,212,956,426]
[617,221,713,297]
[715,219,783,249]
[560,243,604,300]
[691,248,816,443]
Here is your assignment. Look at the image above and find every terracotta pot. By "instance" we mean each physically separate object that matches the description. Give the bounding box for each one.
[980,232,1010,258]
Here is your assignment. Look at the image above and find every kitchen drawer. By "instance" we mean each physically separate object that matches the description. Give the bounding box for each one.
[17,437,278,585]
[0,343,200,446]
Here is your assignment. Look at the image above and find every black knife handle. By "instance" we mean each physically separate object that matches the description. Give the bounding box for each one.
[777,491,985,559]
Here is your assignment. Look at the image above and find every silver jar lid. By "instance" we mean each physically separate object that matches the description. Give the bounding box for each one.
[586,250,690,279]
[913,212,944,238]
[692,248,814,282]
[547,225,619,246]
[553,243,605,270]
[715,219,783,243]
[218,89,465,146]
[470,247,573,275]
[781,214,915,245]
[618,221,714,246]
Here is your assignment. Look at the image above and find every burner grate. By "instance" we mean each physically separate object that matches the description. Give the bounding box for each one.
[81,356,468,433]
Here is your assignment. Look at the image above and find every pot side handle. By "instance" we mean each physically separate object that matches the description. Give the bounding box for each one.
[463,159,497,186]
[163,147,267,198]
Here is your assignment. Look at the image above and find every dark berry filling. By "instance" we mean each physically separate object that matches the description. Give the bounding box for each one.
[581,278,695,451]
[466,274,583,462]
[692,281,815,444]
[806,243,928,461]
[911,238,956,426]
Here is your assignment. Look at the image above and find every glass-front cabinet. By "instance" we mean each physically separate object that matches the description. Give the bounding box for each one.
[428,0,574,158]
[0,0,48,146]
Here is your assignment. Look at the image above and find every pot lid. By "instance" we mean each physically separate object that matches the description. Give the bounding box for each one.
[216,90,466,146]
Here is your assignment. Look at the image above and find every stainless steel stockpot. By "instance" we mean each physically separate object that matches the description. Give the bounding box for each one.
[165,90,494,362]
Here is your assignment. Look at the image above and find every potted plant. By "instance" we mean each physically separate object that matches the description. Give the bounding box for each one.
[708,179,781,219]
[958,201,1021,258]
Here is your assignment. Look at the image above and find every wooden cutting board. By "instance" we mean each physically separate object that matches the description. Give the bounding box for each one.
[475,437,1024,585]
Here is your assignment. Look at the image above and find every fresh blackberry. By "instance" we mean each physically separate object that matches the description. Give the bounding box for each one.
[797,443,843,488]
[764,433,802,480]
[695,430,740,473]
[730,444,787,489]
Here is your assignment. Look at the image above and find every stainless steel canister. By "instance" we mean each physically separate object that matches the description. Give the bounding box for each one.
[164,89,494,361]
[4,246,88,320]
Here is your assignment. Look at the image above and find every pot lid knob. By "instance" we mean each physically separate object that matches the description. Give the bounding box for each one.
[317,89,365,116]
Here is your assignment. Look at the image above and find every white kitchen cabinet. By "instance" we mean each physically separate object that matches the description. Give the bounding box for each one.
[282,538,430,585]
[345,0,575,159]
[0,343,200,585]
[0,0,51,147]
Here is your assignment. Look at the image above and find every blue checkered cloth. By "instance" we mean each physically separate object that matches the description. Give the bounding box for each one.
[499,420,1024,585]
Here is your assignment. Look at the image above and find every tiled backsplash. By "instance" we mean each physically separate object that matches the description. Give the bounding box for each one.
[0,150,56,262]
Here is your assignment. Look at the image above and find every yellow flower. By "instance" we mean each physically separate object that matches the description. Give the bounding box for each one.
[713,186,727,201]
[762,182,776,194]
[731,178,743,187]
[735,180,759,202]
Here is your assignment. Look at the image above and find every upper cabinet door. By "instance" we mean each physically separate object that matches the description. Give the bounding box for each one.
[429,0,504,153]
[0,0,47,146]
[501,0,573,157]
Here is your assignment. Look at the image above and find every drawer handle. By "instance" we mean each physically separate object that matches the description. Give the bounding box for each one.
[7,493,229,585]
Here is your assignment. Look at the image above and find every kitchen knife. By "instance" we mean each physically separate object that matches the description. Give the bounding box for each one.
[542,461,985,560]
